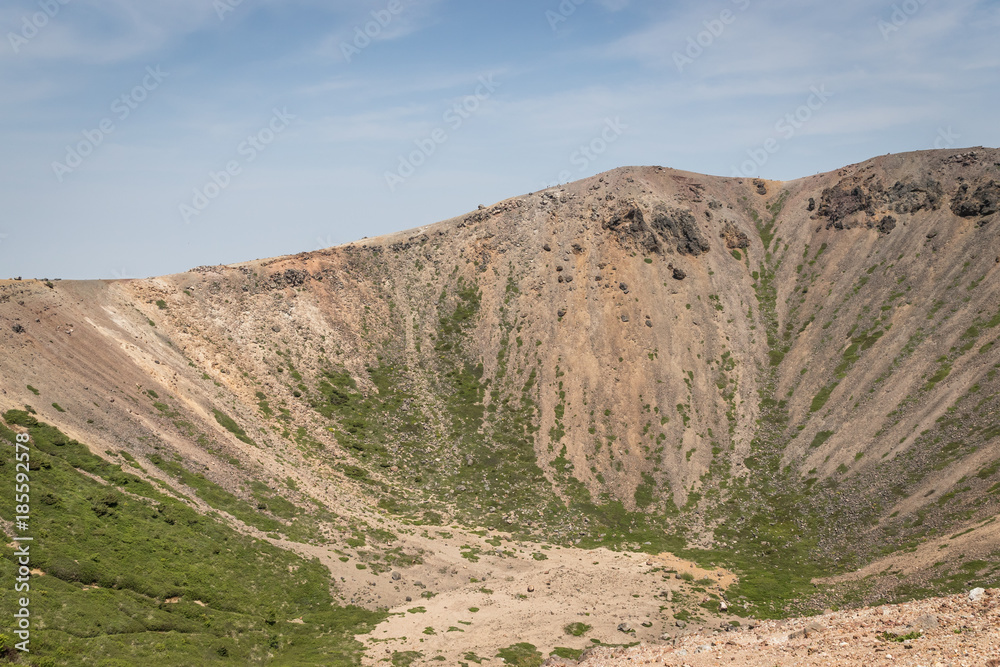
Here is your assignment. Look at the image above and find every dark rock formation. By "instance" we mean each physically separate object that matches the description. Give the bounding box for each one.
[875,215,896,234]
[951,180,999,218]
[650,206,710,256]
[817,182,878,228]
[887,178,943,214]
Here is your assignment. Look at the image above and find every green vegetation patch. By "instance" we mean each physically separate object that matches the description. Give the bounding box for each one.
[212,409,256,447]
[0,414,384,665]
[496,642,543,667]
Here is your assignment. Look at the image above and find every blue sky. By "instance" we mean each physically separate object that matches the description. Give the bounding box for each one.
[1,0,997,279]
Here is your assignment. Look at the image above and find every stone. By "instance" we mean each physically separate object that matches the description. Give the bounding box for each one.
[675,620,687,628]
[805,620,825,636]
[619,282,629,293]
[557,308,567,318]
[876,215,896,234]
[720,222,750,249]
[543,243,552,251]
[645,320,653,327]
[969,587,986,601]
[909,614,938,631]
[672,267,687,281]
[617,622,633,633]
[11,324,25,334]
[621,314,630,323]
[391,572,401,581]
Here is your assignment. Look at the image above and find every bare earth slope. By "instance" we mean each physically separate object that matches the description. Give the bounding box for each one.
[1,147,999,664]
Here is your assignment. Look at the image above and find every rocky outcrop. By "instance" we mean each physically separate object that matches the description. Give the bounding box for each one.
[816,182,879,229]
[650,206,710,256]
[603,201,661,254]
[886,178,943,214]
[603,201,710,256]
[720,222,750,249]
[951,180,999,219]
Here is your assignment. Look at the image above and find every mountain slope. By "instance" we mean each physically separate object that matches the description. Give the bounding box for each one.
[1,147,999,664]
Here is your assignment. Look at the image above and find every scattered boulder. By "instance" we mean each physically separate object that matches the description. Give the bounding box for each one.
[543,243,552,252]
[391,572,401,581]
[807,197,816,212]
[271,268,309,288]
[617,622,633,633]
[557,308,567,318]
[619,282,629,294]
[969,587,986,602]
[754,179,767,195]
[875,215,896,234]
[621,314,630,323]
[672,267,687,281]
[11,324,25,334]
[909,614,938,631]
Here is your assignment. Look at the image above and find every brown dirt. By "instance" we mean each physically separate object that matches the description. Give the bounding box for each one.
[573,588,1000,666]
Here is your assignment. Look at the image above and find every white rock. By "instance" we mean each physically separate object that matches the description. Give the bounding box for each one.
[968,587,986,601]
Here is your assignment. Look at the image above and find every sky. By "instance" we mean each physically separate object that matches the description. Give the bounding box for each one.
[1,0,998,280]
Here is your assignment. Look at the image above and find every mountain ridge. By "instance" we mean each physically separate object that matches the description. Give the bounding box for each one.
[1,146,999,664]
